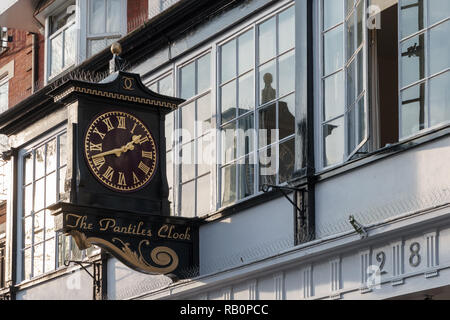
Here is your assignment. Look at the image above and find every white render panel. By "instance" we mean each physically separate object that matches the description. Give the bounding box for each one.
[199,196,294,275]
[284,268,301,300]
[315,137,450,238]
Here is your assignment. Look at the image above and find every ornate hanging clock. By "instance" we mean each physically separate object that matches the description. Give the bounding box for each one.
[84,110,158,192]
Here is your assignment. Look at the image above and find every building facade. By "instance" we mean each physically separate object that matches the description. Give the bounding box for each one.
[0,0,449,300]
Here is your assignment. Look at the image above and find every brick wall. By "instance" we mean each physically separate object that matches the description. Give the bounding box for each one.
[128,0,149,32]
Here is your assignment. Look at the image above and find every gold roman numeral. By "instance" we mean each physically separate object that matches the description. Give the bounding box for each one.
[118,172,127,186]
[138,161,150,175]
[92,157,105,170]
[103,166,114,181]
[130,123,137,134]
[132,172,140,184]
[138,136,149,145]
[142,150,153,159]
[117,116,126,129]
[90,142,102,152]
[102,117,114,131]
[93,127,106,140]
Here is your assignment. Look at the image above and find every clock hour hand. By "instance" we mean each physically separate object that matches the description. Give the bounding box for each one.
[92,135,142,159]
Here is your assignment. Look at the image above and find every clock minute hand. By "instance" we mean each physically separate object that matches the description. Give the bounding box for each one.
[91,135,142,159]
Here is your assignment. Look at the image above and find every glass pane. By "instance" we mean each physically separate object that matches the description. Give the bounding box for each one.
[429,21,450,76]
[279,6,295,53]
[46,172,57,206]
[221,40,236,84]
[400,0,425,39]
[59,166,67,198]
[64,24,76,68]
[279,93,295,140]
[34,210,44,243]
[24,216,33,247]
[181,180,196,217]
[221,80,236,124]
[197,134,212,176]
[357,49,364,96]
[259,60,277,105]
[401,33,426,87]
[24,184,33,215]
[429,72,450,127]
[33,243,43,276]
[197,94,211,136]
[238,155,254,199]
[149,82,157,92]
[50,33,63,76]
[401,82,427,138]
[180,61,196,100]
[197,174,211,216]
[0,81,8,112]
[346,11,355,61]
[347,57,356,108]
[45,210,55,240]
[34,178,45,212]
[57,233,70,267]
[46,139,57,173]
[23,248,32,280]
[238,72,254,115]
[323,117,344,167]
[24,153,33,185]
[181,101,195,144]
[89,39,107,57]
[258,16,276,64]
[35,145,45,179]
[221,164,236,206]
[324,71,345,121]
[197,53,211,94]
[44,238,55,273]
[166,150,173,189]
[259,103,277,148]
[324,25,344,76]
[356,0,363,47]
[259,145,276,189]
[347,105,356,154]
[181,141,195,182]
[324,0,344,30]
[429,0,450,25]
[59,133,67,167]
[279,50,295,97]
[90,0,106,34]
[357,97,366,149]
[238,30,254,75]
[159,74,173,96]
[106,0,121,33]
[238,113,255,157]
[165,112,173,150]
[222,122,236,164]
[346,0,354,15]
[279,138,295,184]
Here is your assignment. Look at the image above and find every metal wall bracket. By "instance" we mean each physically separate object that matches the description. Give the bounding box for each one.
[262,184,307,215]
[64,259,104,300]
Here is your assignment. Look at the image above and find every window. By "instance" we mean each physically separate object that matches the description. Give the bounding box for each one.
[19,130,86,281]
[318,0,449,169]
[0,239,5,288]
[148,73,175,214]
[149,0,181,19]
[48,2,77,78]
[87,0,123,57]
[219,6,295,207]
[320,0,368,168]
[0,77,8,113]
[177,53,212,217]
[398,0,450,138]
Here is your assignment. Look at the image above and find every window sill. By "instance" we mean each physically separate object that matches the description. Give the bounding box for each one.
[315,123,450,183]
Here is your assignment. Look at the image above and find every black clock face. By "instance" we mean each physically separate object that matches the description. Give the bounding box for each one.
[84,111,158,193]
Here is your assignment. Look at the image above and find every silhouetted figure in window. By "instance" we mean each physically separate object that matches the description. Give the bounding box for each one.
[261,73,276,104]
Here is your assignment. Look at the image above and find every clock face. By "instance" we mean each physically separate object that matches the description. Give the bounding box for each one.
[84,111,158,193]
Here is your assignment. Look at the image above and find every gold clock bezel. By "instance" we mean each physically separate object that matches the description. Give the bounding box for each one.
[84,110,158,193]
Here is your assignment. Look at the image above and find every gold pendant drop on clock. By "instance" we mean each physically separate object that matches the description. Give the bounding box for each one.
[84,110,158,192]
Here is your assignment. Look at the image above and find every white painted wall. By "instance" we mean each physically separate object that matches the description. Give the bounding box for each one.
[315,137,450,238]
[199,196,294,275]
